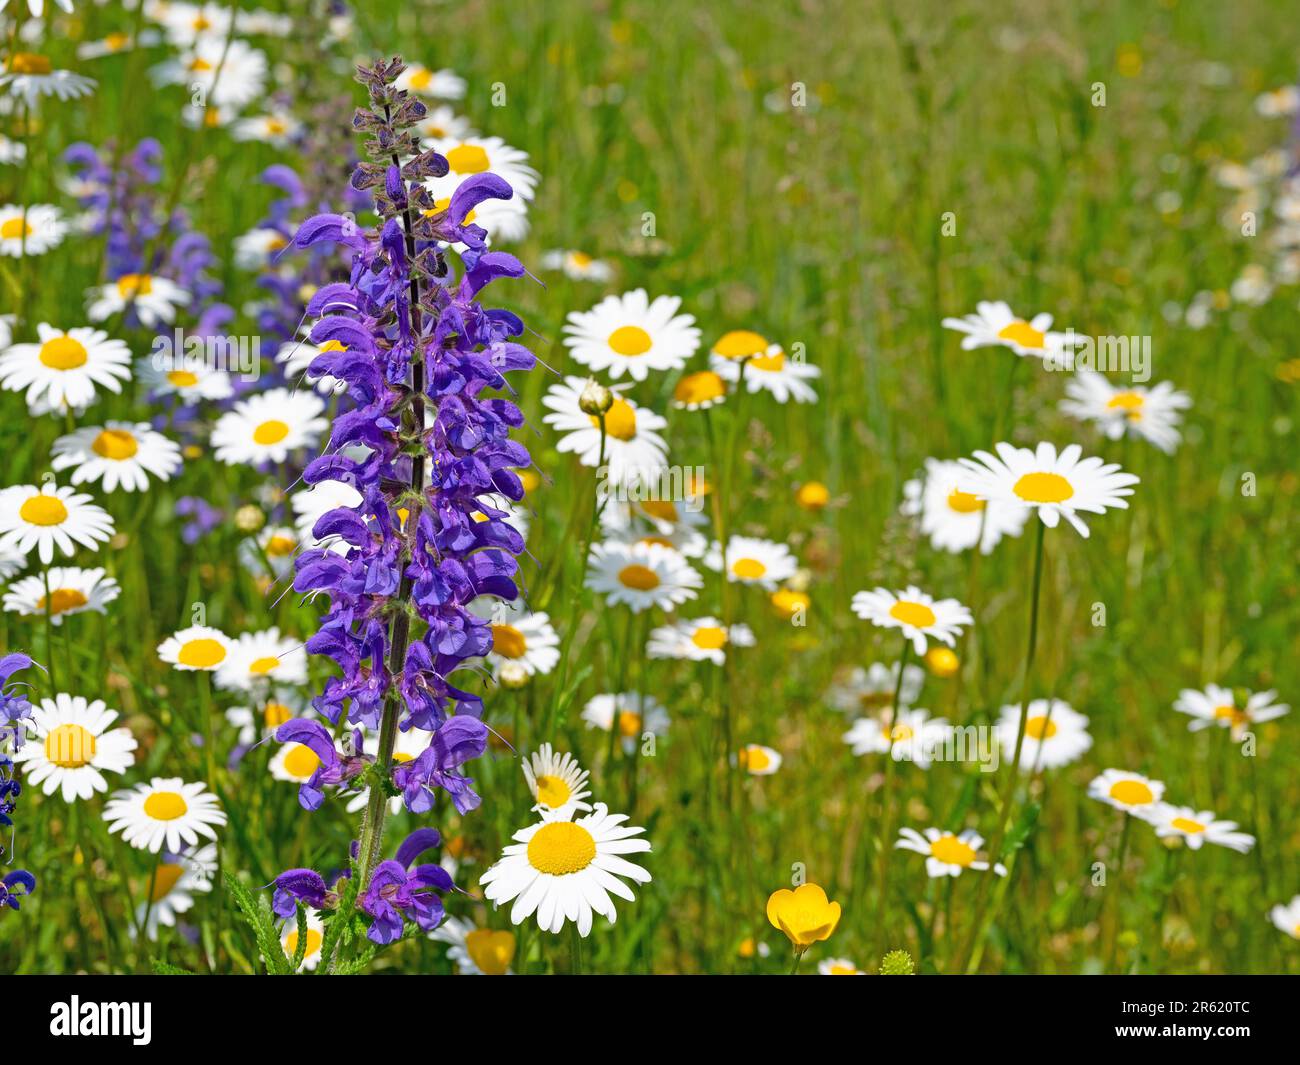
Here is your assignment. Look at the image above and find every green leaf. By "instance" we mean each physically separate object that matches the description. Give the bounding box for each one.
[290,904,309,972]
[223,870,291,975]
[152,961,196,975]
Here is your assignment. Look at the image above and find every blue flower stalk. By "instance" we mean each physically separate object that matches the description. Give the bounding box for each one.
[1,653,37,912]
[282,57,537,935]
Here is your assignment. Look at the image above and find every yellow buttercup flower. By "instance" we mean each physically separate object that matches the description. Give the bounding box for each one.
[925,646,959,678]
[766,882,841,954]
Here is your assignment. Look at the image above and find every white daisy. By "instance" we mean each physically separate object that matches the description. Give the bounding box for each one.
[0,323,131,410]
[103,777,226,853]
[279,910,326,970]
[599,494,709,558]
[818,957,865,975]
[479,803,652,937]
[269,740,324,785]
[1173,685,1289,741]
[3,566,120,624]
[230,113,300,147]
[12,693,137,802]
[895,827,1007,878]
[429,915,515,975]
[232,225,291,269]
[136,349,234,402]
[51,421,182,493]
[291,478,363,551]
[1060,371,1192,453]
[1256,86,1300,118]
[480,601,560,678]
[274,336,346,394]
[0,54,96,106]
[522,743,592,818]
[424,135,538,202]
[214,627,307,692]
[581,692,671,753]
[429,191,530,246]
[1145,804,1255,853]
[563,290,700,381]
[397,64,465,99]
[0,483,115,565]
[239,524,300,579]
[154,2,236,45]
[157,624,233,672]
[211,388,327,466]
[1269,895,1300,940]
[414,104,475,142]
[736,744,782,775]
[711,341,820,404]
[542,376,668,490]
[941,300,1084,365]
[153,38,267,109]
[825,662,926,716]
[646,616,754,665]
[956,441,1139,539]
[134,844,217,941]
[0,203,66,256]
[996,698,1092,770]
[225,695,305,746]
[0,545,26,578]
[703,536,799,591]
[0,135,24,166]
[850,585,973,655]
[901,457,1029,555]
[585,540,701,613]
[541,249,614,282]
[843,708,954,768]
[77,30,163,60]
[1087,769,1166,818]
[86,274,191,328]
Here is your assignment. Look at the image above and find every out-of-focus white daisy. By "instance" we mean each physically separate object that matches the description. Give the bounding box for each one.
[541,249,614,282]
[211,388,327,466]
[1230,264,1273,306]
[1256,85,1300,118]
[230,112,300,147]
[0,323,131,410]
[481,601,560,678]
[157,624,233,672]
[704,536,798,591]
[291,478,363,551]
[103,777,227,853]
[646,616,754,665]
[843,708,954,768]
[274,336,346,395]
[825,662,926,716]
[523,743,592,818]
[0,54,96,106]
[1270,895,1300,940]
[1060,371,1192,454]
[232,225,290,269]
[895,827,1007,878]
[414,104,475,141]
[152,38,267,109]
[12,693,137,802]
[239,524,300,579]
[396,64,465,99]
[711,341,820,404]
[996,698,1092,770]
[279,910,325,970]
[86,274,191,328]
[941,300,1084,365]
[581,691,671,753]
[136,349,234,402]
[0,545,26,578]
[1173,685,1288,741]
[599,494,709,558]
[154,2,236,45]
[77,30,163,60]
[1,0,74,19]
[957,441,1139,539]
[269,739,323,784]
[850,585,972,655]
[1145,804,1255,853]
[1087,769,1165,818]
[424,135,537,202]
[542,377,668,490]
[563,290,700,381]
[735,744,782,775]
[429,915,515,975]
[134,844,217,941]
[51,421,182,492]
[901,457,1029,555]
[428,191,530,246]
[225,694,305,746]
[0,203,66,256]
[818,957,864,975]
[3,565,120,624]
[479,803,652,937]
[0,135,26,165]
[586,540,701,613]
[0,483,115,564]
[214,627,307,692]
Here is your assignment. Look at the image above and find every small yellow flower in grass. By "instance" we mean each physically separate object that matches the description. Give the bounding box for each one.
[770,588,810,620]
[795,481,830,511]
[766,882,841,955]
[157,624,234,672]
[925,646,959,677]
[737,936,771,959]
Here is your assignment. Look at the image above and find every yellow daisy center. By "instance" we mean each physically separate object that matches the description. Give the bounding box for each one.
[1171,817,1206,834]
[266,534,296,557]
[19,494,68,526]
[741,746,773,771]
[177,638,226,668]
[39,336,88,370]
[283,745,321,778]
[408,68,433,90]
[167,369,200,387]
[590,397,637,440]
[1107,391,1145,420]
[7,53,52,75]
[1013,472,1074,504]
[1213,705,1247,726]
[38,587,89,615]
[526,821,597,875]
[104,33,130,51]
[713,329,769,359]
[828,963,858,975]
[263,702,293,728]
[889,600,937,628]
[464,929,515,975]
[796,482,830,510]
[446,143,490,174]
[1024,715,1058,740]
[1108,779,1153,806]
[886,722,915,742]
[265,118,287,135]
[640,499,678,522]
[771,589,810,618]
[143,791,189,821]
[491,624,527,659]
[946,488,985,513]
[749,349,785,372]
[44,723,97,769]
[569,251,593,268]
[996,320,1046,349]
[1,217,32,240]
[617,564,660,591]
[534,774,571,808]
[732,557,766,580]
[253,419,290,445]
[188,57,213,72]
[150,863,185,902]
[691,626,728,650]
[248,656,281,675]
[617,710,642,737]
[116,274,153,297]
[92,428,139,461]
[608,325,653,356]
[284,926,323,959]
[930,834,977,867]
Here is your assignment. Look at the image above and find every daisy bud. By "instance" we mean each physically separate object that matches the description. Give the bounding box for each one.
[925,646,959,678]
[577,379,614,417]
[234,504,265,533]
